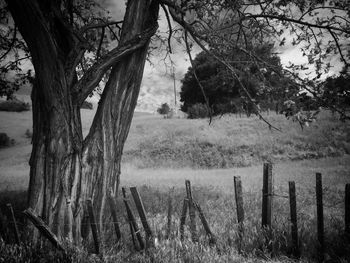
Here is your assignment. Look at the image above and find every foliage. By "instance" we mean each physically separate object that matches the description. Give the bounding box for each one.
[321,74,350,116]
[157,103,170,115]
[180,46,297,117]
[187,103,211,119]
[0,98,30,112]
[0,132,13,148]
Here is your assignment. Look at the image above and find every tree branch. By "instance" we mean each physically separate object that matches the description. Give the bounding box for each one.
[75,24,158,105]
[244,14,350,34]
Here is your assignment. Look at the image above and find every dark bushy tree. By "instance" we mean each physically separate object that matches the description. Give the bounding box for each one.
[180,46,297,116]
[157,103,171,116]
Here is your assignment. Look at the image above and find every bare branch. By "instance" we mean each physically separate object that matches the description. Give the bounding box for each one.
[80,20,123,34]
[96,27,105,59]
[161,4,173,54]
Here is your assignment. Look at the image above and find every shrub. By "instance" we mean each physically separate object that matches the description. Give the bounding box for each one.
[0,98,30,112]
[0,133,14,148]
[187,103,210,119]
[157,103,170,116]
[25,129,32,139]
[81,101,93,110]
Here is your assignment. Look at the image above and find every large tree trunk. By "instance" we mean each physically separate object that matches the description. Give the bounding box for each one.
[81,0,159,241]
[6,0,159,244]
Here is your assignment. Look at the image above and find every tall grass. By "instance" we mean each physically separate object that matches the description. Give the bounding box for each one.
[1,183,349,262]
[123,111,350,169]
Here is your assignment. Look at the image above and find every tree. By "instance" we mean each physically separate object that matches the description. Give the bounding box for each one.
[157,102,171,116]
[180,46,298,116]
[2,0,349,246]
[2,0,159,244]
[321,74,350,116]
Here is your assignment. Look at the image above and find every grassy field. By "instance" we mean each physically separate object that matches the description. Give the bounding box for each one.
[0,103,350,262]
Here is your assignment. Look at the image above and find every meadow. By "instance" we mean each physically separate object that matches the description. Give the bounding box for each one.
[0,106,350,262]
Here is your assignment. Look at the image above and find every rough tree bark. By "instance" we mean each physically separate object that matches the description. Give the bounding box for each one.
[6,0,159,244]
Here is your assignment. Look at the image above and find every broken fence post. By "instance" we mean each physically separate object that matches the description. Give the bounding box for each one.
[23,208,65,253]
[6,203,20,245]
[289,181,299,257]
[185,180,198,242]
[122,187,144,250]
[194,201,216,245]
[179,198,188,241]
[130,186,153,247]
[86,199,101,255]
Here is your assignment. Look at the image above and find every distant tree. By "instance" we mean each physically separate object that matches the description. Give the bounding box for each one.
[180,46,298,117]
[157,103,171,116]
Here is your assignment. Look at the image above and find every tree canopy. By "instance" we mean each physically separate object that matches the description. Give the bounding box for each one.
[1,0,349,245]
[180,44,299,116]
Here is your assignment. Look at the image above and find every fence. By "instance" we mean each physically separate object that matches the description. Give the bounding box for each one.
[0,163,349,261]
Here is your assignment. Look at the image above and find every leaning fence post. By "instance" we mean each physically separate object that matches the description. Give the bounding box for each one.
[185,180,198,242]
[86,199,101,255]
[289,181,299,257]
[23,208,66,253]
[194,201,216,245]
[122,187,144,250]
[262,163,273,228]
[6,203,20,245]
[130,186,153,247]
[179,198,188,241]
[316,173,324,261]
[345,184,350,237]
[107,192,122,242]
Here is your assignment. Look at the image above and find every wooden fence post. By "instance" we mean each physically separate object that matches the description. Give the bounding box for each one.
[262,163,273,228]
[0,208,6,241]
[345,184,350,237]
[166,193,172,239]
[185,180,198,242]
[234,176,244,253]
[316,173,324,261]
[86,199,101,255]
[6,203,20,245]
[23,208,66,253]
[234,176,244,223]
[194,201,216,245]
[289,181,299,257]
[130,187,153,247]
[122,187,144,250]
[179,198,188,241]
[107,193,121,242]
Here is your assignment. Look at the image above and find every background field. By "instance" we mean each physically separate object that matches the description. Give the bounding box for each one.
[0,99,350,262]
